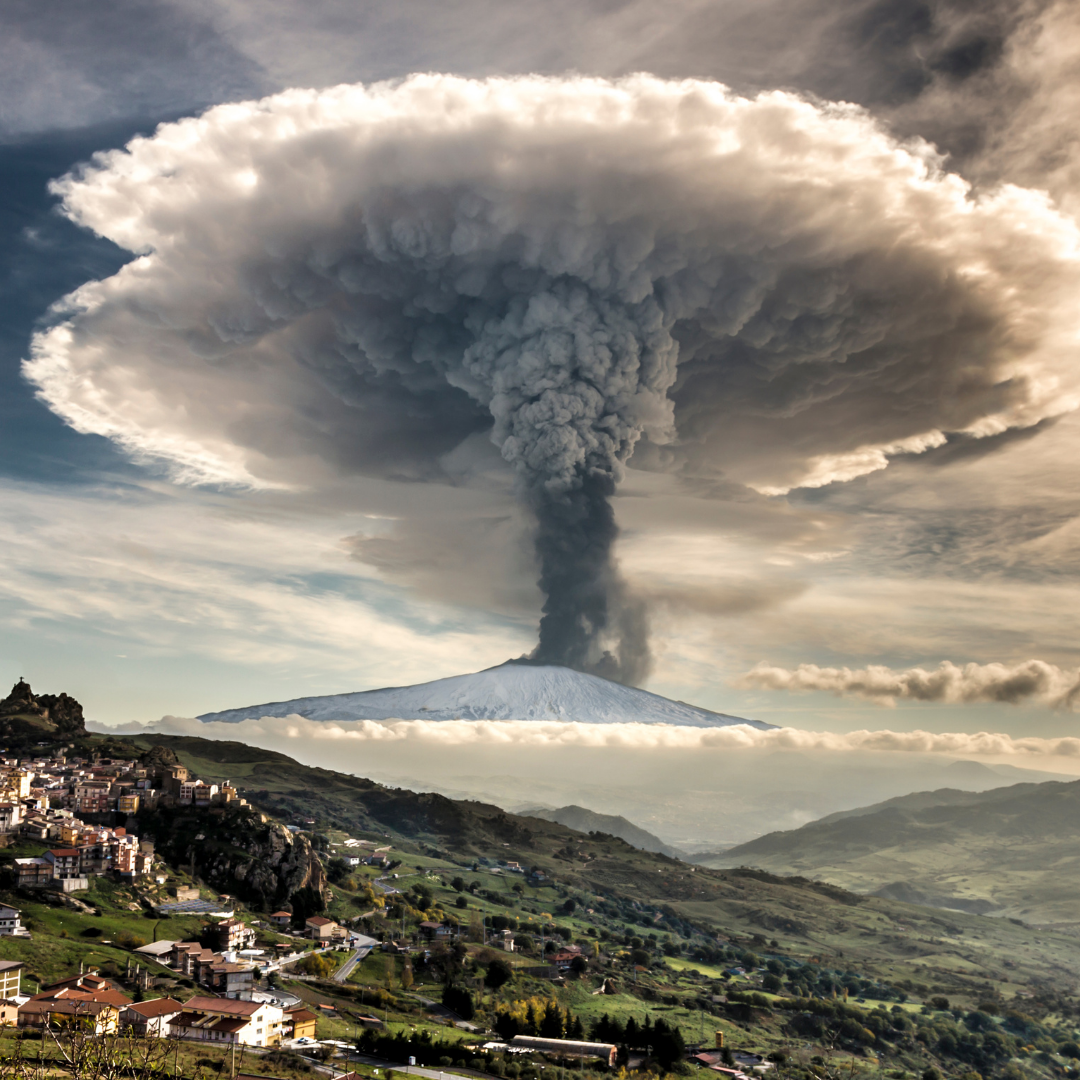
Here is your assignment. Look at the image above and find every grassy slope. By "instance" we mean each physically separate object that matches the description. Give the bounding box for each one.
[702,780,1080,924]
[107,733,1080,1003]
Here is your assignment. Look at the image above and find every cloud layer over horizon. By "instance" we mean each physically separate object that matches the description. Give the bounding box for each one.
[103,712,1080,765]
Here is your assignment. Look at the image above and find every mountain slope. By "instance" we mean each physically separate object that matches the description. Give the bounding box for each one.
[702,778,1080,923]
[90,730,1080,1000]
[197,662,768,728]
[522,804,684,858]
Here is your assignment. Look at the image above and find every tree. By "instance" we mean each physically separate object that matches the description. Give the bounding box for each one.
[442,983,475,1020]
[485,957,513,990]
[301,952,335,978]
[451,877,466,892]
[455,895,468,909]
[651,1018,686,1069]
[431,941,468,984]
[569,955,588,977]
[540,1001,565,1038]
[327,858,351,885]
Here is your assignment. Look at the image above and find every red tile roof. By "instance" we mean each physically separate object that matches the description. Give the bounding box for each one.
[126,998,183,1018]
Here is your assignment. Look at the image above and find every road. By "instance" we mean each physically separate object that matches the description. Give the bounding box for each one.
[333,939,377,983]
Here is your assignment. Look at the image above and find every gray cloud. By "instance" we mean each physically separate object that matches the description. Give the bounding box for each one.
[741,659,1080,707]
[24,75,1080,683]
[0,0,267,137]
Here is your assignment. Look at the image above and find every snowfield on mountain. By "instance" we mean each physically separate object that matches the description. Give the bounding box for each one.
[198,663,772,728]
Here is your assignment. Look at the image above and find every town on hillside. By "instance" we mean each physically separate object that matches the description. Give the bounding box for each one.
[1,690,1078,1080]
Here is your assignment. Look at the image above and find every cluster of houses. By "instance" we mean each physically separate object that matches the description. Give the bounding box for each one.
[0,753,245,836]
[131,920,264,997]
[0,751,255,892]
[0,965,317,1046]
[15,826,149,889]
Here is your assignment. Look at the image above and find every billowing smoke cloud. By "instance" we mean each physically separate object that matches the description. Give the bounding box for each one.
[741,659,1080,707]
[26,76,1080,683]
[102,713,1080,761]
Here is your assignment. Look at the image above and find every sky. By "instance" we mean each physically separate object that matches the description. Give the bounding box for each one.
[3,0,1080,753]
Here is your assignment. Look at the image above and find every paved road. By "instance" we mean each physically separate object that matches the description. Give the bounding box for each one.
[334,942,375,983]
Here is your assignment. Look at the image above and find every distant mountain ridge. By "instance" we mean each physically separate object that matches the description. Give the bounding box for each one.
[700,777,1080,923]
[521,804,685,858]
[198,662,770,728]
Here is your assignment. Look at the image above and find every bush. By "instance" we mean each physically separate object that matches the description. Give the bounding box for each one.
[455,896,468,909]
[1060,1043,1080,1060]
[929,996,950,1010]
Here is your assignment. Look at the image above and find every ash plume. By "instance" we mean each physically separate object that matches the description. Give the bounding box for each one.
[25,76,1080,684]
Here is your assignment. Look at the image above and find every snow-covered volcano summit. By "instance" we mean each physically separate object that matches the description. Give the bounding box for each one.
[198,663,773,729]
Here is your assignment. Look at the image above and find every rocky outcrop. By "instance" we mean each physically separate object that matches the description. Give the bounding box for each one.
[139,744,181,768]
[138,804,327,914]
[0,679,87,738]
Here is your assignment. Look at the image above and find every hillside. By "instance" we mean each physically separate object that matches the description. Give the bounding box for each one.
[522,804,684,858]
[90,731,1080,1003]
[704,779,1080,924]
[196,662,767,728]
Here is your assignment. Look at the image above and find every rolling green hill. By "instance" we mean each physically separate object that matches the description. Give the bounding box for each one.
[80,731,1080,1005]
[703,780,1080,925]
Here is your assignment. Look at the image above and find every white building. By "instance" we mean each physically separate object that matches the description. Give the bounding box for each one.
[0,905,27,937]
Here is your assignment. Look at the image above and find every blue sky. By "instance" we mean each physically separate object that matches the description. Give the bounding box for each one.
[3,0,1080,740]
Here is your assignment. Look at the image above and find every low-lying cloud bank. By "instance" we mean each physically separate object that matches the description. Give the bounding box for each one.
[741,659,1080,708]
[97,714,1080,761]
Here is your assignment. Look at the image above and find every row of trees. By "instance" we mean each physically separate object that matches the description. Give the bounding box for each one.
[493,998,585,1042]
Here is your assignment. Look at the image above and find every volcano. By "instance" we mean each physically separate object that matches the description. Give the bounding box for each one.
[197,662,772,729]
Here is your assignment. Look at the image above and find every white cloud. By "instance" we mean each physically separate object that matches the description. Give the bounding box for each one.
[740,659,1080,708]
[112,712,1080,763]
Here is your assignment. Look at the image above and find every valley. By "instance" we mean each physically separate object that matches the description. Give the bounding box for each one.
[704,782,1080,925]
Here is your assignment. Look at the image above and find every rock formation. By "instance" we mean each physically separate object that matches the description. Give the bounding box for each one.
[138,803,328,915]
[0,679,87,738]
